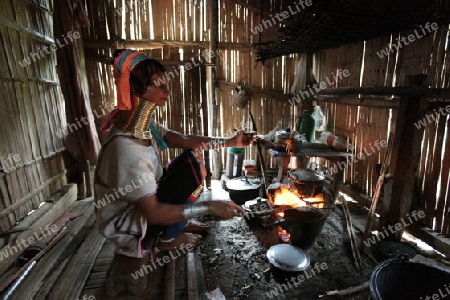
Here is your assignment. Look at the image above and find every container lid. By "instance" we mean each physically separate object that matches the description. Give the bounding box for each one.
[226,177,261,191]
[287,168,324,181]
[267,244,310,271]
[228,147,245,154]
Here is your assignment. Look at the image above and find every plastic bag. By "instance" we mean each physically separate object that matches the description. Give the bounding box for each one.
[290,57,307,95]
[312,105,326,131]
[290,56,318,95]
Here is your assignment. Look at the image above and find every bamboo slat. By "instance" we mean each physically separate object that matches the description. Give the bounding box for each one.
[47,228,105,300]
[435,116,450,232]
[436,116,450,234]
[421,113,447,229]
[422,116,439,227]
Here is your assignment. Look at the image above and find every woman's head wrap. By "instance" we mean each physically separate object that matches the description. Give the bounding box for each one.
[113,49,149,110]
[99,49,149,132]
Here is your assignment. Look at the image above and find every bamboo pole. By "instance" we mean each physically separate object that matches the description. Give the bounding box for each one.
[361,133,393,246]
[0,170,67,220]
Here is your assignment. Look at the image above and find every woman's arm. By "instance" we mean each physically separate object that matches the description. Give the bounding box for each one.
[136,193,246,225]
[163,130,255,150]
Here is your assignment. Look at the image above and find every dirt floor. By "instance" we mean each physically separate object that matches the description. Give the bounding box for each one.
[197,207,377,300]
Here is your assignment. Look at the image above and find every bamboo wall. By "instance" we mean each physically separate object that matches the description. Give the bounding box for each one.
[312,26,450,236]
[0,0,68,232]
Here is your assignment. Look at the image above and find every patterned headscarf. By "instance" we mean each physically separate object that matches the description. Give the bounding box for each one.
[113,49,148,110]
[100,50,149,132]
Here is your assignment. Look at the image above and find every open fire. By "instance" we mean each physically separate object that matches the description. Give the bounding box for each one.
[272,185,325,211]
[271,185,326,242]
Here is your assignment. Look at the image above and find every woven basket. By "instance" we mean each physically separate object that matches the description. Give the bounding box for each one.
[231,86,251,108]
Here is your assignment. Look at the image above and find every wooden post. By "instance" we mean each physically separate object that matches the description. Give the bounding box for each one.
[200,65,211,188]
[207,0,221,181]
[303,51,315,111]
[379,87,428,239]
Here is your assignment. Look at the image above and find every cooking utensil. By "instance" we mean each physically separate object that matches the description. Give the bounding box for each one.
[282,206,328,249]
[267,244,310,283]
[263,206,327,249]
[287,168,325,197]
[274,130,303,153]
[226,176,261,205]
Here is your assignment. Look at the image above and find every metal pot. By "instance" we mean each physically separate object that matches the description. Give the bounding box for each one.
[226,177,261,205]
[286,168,325,197]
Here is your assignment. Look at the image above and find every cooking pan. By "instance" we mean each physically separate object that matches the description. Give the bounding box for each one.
[287,168,325,197]
[226,176,261,205]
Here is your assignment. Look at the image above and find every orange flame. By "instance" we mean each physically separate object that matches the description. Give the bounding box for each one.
[273,185,325,209]
[278,229,290,243]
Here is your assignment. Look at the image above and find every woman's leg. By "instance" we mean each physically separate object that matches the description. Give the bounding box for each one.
[144,150,205,243]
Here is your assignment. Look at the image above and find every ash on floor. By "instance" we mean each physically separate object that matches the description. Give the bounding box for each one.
[198,208,376,300]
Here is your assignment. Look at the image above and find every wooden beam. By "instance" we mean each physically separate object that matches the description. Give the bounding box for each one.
[340,184,373,209]
[186,251,199,300]
[217,80,414,108]
[406,224,450,258]
[163,259,176,300]
[83,38,206,49]
[0,171,68,221]
[12,200,95,299]
[429,100,450,110]
[0,184,77,275]
[185,248,206,300]
[316,96,400,109]
[83,39,252,51]
[379,95,428,239]
[216,79,290,102]
[47,224,105,300]
[0,12,54,45]
[317,86,450,99]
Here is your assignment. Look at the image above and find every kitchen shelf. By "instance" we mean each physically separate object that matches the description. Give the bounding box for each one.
[266,142,353,158]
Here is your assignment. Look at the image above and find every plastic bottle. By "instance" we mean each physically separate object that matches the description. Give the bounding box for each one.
[319,132,354,151]
[296,110,315,143]
[226,149,235,177]
[233,152,244,177]
[226,147,245,177]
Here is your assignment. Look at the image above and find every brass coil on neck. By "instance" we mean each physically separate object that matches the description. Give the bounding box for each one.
[113,98,157,139]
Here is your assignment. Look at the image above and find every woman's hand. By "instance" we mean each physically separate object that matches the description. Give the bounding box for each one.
[208,200,247,220]
[229,130,256,147]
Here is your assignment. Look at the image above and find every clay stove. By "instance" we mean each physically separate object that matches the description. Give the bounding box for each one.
[267,183,330,249]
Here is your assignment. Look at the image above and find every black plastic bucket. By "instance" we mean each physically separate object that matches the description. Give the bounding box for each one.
[370,255,450,300]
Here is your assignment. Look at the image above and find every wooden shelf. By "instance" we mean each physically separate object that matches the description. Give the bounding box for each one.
[266,142,353,158]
